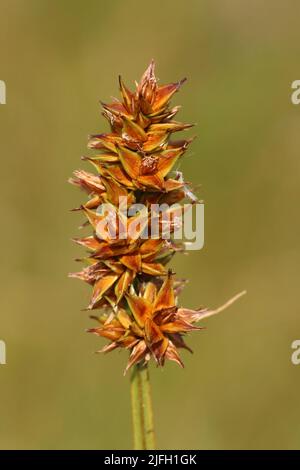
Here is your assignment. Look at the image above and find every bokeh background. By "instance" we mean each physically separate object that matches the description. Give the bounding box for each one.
[0,0,299,450]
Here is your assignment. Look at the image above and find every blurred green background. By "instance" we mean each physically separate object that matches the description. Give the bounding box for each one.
[0,0,299,450]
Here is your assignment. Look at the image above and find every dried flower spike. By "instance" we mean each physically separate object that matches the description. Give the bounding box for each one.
[69,61,245,449]
[69,60,245,370]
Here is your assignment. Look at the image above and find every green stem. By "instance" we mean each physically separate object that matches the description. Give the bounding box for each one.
[130,364,145,450]
[130,363,155,450]
[139,364,155,449]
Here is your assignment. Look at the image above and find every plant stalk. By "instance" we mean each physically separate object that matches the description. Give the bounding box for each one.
[130,363,155,450]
